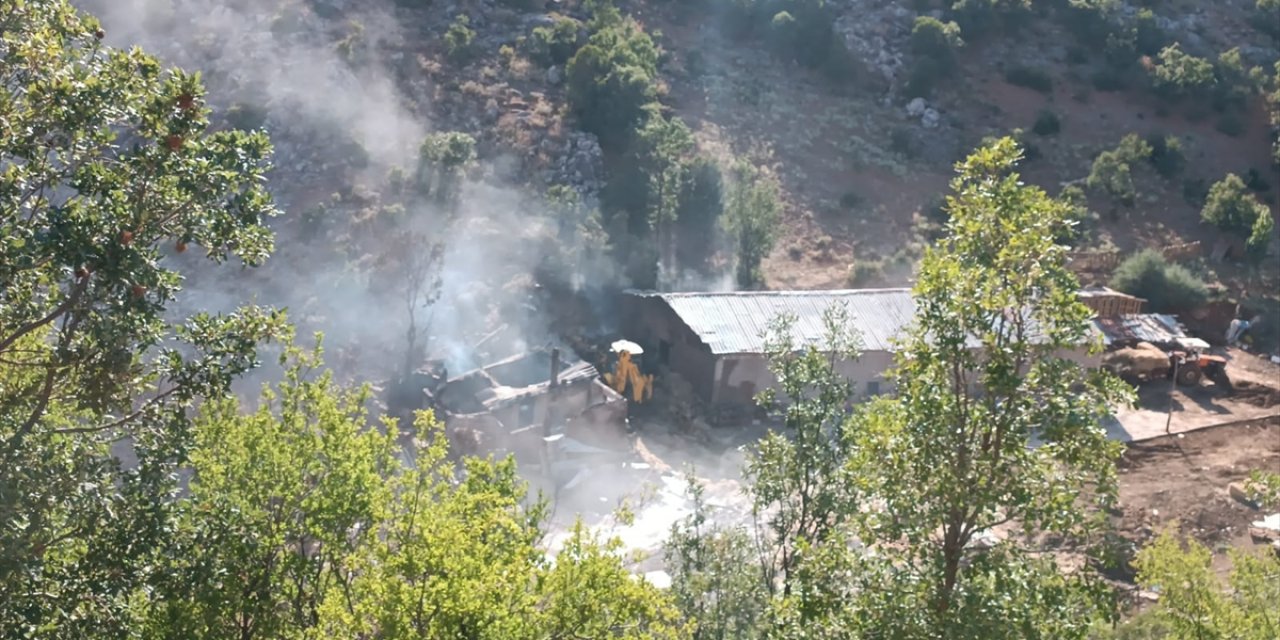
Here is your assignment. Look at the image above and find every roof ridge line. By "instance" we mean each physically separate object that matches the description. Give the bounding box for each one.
[649,287,914,298]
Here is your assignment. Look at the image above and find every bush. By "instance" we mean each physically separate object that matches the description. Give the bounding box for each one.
[444,14,476,61]
[1005,65,1054,93]
[1254,0,1280,37]
[1147,134,1185,178]
[846,259,884,287]
[529,18,582,66]
[1202,173,1271,237]
[910,16,962,64]
[1032,109,1061,136]
[1150,43,1215,99]
[1087,134,1151,206]
[1111,249,1209,313]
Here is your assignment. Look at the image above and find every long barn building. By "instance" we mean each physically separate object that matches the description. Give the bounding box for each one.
[620,289,1108,421]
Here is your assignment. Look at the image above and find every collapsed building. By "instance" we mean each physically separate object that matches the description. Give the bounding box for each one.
[389,347,631,482]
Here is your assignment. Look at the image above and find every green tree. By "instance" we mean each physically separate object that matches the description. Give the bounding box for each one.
[636,111,696,285]
[674,156,725,275]
[1151,43,1216,99]
[665,476,768,640]
[0,1,287,635]
[847,137,1131,637]
[668,139,1132,639]
[139,342,399,639]
[907,16,963,96]
[1202,174,1273,254]
[1133,530,1280,640]
[566,17,660,148]
[133,343,687,639]
[911,16,963,64]
[444,14,476,61]
[1088,134,1152,206]
[529,17,583,66]
[723,161,782,288]
[417,131,477,204]
[1110,249,1209,313]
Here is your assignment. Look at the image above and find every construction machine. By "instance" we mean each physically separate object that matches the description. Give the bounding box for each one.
[604,340,653,403]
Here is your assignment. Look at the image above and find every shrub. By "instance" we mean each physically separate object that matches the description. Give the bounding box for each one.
[910,16,963,64]
[846,259,884,287]
[444,14,476,61]
[1087,134,1151,206]
[1146,134,1185,178]
[1202,173,1271,236]
[1032,109,1061,136]
[1114,133,1154,164]
[529,18,582,66]
[1212,48,1254,112]
[1005,65,1054,93]
[1254,0,1280,37]
[1111,249,1209,313]
[1150,43,1215,99]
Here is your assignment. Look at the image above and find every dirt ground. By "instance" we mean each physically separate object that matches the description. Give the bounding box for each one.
[1112,417,1280,580]
[1109,347,1280,441]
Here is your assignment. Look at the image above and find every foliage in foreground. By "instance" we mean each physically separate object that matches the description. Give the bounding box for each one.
[1131,530,1279,640]
[143,344,685,640]
[0,2,684,637]
[669,138,1133,640]
[0,2,288,634]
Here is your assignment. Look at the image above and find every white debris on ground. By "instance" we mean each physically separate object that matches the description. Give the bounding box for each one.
[539,419,761,571]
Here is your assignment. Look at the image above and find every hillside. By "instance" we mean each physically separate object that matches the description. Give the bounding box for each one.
[85,1,1274,335]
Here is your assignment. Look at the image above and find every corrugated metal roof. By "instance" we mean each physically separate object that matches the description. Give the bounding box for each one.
[1094,313,1189,346]
[646,289,918,355]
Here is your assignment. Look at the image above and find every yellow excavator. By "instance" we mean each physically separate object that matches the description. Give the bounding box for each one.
[604,340,653,403]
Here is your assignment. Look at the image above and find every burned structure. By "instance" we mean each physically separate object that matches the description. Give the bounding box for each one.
[390,347,630,478]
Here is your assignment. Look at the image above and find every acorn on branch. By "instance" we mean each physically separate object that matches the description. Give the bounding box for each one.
[164,135,183,151]
[120,230,134,246]
[131,284,147,299]
[94,28,105,40]
[177,94,196,111]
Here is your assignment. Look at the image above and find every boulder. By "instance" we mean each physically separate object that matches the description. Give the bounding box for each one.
[906,97,927,118]
[921,108,940,129]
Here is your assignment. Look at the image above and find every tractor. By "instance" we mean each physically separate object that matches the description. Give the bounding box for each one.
[1102,341,1232,392]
